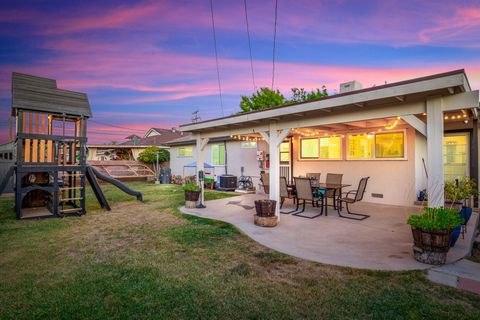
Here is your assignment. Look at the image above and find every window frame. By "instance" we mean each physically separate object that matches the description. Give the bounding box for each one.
[299,137,320,160]
[346,129,407,161]
[177,146,193,158]
[211,143,226,166]
[318,136,343,160]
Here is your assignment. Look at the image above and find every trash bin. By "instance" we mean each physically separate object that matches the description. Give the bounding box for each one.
[160,168,171,184]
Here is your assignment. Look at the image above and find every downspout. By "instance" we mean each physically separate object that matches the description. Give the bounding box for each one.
[224,140,228,175]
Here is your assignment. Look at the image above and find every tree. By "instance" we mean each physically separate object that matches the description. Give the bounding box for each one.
[239,86,328,112]
[137,146,170,164]
[289,86,328,103]
[240,87,286,112]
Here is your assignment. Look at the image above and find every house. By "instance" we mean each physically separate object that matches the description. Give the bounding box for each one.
[178,69,479,209]
[87,127,184,161]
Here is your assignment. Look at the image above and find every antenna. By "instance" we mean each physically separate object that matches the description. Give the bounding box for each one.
[192,110,201,123]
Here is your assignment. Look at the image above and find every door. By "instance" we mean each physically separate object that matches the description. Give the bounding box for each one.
[279,140,291,183]
[444,133,469,181]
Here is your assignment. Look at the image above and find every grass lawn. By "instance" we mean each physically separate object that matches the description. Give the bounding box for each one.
[1,182,479,319]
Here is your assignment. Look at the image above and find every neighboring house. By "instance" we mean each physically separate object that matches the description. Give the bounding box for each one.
[178,70,480,208]
[87,127,185,161]
[0,142,15,194]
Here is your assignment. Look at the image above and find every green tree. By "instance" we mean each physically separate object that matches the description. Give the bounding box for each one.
[239,86,328,112]
[240,87,286,112]
[137,146,170,164]
[288,86,328,103]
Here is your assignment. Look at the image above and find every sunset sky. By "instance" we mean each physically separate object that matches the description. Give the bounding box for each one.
[1,0,479,144]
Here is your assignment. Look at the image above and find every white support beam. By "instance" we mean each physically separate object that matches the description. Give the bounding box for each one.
[259,131,270,144]
[395,96,405,102]
[447,87,455,94]
[354,103,364,108]
[426,97,444,207]
[402,114,427,137]
[441,91,479,111]
[196,135,209,205]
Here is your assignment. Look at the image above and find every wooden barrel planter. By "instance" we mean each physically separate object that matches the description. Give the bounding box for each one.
[411,228,453,265]
[185,190,200,209]
[254,200,277,227]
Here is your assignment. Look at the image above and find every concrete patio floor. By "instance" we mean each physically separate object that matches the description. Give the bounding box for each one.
[181,194,478,271]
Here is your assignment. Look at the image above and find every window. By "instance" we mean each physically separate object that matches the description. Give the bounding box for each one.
[348,134,374,159]
[178,147,193,157]
[280,141,290,163]
[375,132,404,158]
[241,141,257,148]
[444,134,468,181]
[319,137,342,159]
[211,144,225,166]
[300,138,319,159]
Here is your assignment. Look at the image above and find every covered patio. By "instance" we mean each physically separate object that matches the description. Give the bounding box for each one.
[181,194,478,270]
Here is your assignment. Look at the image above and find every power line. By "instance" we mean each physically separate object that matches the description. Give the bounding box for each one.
[209,0,224,116]
[89,119,145,133]
[243,0,256,92]
[271,0,279,90]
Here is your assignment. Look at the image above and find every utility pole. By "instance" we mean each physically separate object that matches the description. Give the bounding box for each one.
[192,110,201,123]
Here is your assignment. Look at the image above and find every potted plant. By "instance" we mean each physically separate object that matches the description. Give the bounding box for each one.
[253,199,277,227]
[183,183,201,208]
[407,207,463,265]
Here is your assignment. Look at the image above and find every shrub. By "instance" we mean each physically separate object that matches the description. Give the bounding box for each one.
[137,147,170,164]
[407,207,463,230]
[182,183,201,192]
[444,177,478,203]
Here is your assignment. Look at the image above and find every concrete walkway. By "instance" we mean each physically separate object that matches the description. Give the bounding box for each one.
[181,194,478,271]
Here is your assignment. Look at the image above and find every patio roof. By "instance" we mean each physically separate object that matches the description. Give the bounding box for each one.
[180,69,475,134]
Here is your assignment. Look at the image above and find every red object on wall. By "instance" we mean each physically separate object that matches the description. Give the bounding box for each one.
[266,154,270,168]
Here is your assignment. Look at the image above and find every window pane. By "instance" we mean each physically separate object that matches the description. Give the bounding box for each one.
[241,141,257,148]
[375,132,404,158]
[211,144,225,165]
[219,144,225,165]
[300,138,319,158]
[444,134,467,180]
[185,147,192,156]
[348,134,373,159]
[178,147,192,157]
[319,137,342,159]
[280,142,290,152]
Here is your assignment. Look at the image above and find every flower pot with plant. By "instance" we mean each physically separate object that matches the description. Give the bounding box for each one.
[445,177,478,237]
[183,183,201,208]
[407,207,464,265]
[253,199,278,227]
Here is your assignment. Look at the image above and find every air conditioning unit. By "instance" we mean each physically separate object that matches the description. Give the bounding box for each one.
[218,175,237,191]
[340,80,363,93]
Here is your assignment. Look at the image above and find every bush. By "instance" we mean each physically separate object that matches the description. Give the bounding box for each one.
[444,177,478,203]
[183,183,201,192]
[407,207,463,230]
[137,147,169,164]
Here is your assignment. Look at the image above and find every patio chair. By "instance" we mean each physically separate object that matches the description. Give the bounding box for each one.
[336,177,370,220]
[280,176,297,214]
[325,173,343,209]
[292,177,324,219]
[260,172,269,194]
[306,172,320,187]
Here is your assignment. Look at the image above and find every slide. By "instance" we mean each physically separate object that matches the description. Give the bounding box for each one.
[0,166,14,196]
[87,165,143,202]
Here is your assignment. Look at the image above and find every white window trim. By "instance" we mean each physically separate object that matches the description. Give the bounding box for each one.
[211,143,226,166]
[177,146,193,158]
[346,129,407,161]
[298,136,344,161]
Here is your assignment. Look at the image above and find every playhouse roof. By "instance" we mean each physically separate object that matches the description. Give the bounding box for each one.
[11,72,92,118]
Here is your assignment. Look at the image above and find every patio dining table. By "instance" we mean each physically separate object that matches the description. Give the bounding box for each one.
[287,181,351,216]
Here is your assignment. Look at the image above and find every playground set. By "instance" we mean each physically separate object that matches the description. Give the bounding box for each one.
[0,72,142,219]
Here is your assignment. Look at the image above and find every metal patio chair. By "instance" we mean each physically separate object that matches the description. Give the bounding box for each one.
[280,176,297,214]
[292,177,324,219]
[325,173,343,209]
[336,177,370,220]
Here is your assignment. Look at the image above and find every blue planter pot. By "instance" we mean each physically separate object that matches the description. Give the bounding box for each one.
[450,224,462,247]
[460,207,473,225]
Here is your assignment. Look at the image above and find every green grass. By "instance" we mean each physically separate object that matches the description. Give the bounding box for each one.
[0,182,479,319]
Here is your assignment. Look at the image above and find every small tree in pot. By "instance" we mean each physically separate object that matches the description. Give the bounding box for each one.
[183,183,201,208]
[253,199,277,227]
[407,207,463,265]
